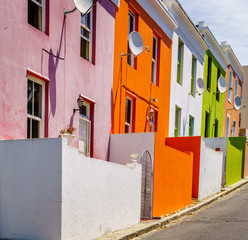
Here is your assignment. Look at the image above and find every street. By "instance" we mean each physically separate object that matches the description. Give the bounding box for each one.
[137,184,248,240]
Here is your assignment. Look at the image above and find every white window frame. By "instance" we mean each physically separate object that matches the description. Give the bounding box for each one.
[28,0,46,32]
[234,77,238,97]
[81,10,93,62]
[232,120,236,137]
[125,97,133,133]
[27,74,45,138]
[226,115,230,137]
[149,108,156,132]
[79,101,91,157]
[128,10,136,67]
[151,35,158,85]
[228,69,233,102]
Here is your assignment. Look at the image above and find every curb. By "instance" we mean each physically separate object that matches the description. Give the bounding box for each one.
[97,178,248,240]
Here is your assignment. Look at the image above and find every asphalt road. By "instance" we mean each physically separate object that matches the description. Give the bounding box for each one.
[137,184,248,240]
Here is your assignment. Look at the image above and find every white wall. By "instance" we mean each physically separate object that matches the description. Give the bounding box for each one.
[166,11,206,137]
[0,138,142,240]
[203,137,228,186]
[61,140,141,240]
[109,132,155,166]
[198,140,223,199]
[0,138,62,240]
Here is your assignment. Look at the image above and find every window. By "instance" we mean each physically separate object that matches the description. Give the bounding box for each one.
[27,77,45,138]
[81,10,93,61]
[226,115,230,137]
[125,97,134,133]
[151,35,158,85]
[79,102,91,157]
[214,119,219,137]
[174,106,181,137]
[207,56,212,90]
[189,115,194,136]
[204,111,210,138]
[177,39,184,84]
[232,120,236,137]
[149,109,157,132]
[234,77,238,97]
[28,0,46,32]
[216,69,221,101]
[127,10,136,67]
[228,70,233,102]
[190,55,197,96]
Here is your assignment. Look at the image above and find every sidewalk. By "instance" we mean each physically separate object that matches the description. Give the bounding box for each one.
[97,178,248,240]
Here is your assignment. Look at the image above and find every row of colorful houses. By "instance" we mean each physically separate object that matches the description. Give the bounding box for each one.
[1,0,248,239]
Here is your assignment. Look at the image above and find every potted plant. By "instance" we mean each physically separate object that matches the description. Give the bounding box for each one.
[59,125,76,145]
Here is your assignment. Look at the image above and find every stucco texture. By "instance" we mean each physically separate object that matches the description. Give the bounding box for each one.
[153,133,193,216]
[201,50,226,138]
[226,137,246,186]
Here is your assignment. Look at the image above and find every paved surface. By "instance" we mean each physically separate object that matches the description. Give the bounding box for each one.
[97,178,248,240]
[137,183,248,240]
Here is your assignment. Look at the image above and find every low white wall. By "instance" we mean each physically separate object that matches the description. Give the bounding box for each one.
[0,138,142,240]
[62,141,142,240]
[110,133,155,166]
[0,138,62,240]
[198,140,223,199]
[203,137,228,186]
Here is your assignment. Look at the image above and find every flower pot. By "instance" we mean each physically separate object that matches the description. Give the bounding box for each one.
[60,134,75,145]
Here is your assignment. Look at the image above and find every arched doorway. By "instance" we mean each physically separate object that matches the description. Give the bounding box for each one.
[140,150,153,219]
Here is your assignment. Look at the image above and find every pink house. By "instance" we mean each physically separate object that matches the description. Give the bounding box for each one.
[0,0,116,160]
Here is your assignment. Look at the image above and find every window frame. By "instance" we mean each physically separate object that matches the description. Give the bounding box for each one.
[190,55,197,96]
[127,10,136,68]
[177,39,184,85]
[228,69,233,102]
[80,9,93,62]
[28,0,46,33]
[204,111,210,138]
[27,75,45,139]
[189,115,194,136]
[214,119,219,137]
[226,115,230,137]
[125,96,134,133]
[206,55,212,91]
[151,35,158,85]
[234,77,238,97]
[174,105,181,137]
[232,120,236,137]
[79,101,91,157]
[149,108,157,132]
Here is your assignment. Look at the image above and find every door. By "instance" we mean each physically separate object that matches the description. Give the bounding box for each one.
[140,150,153,219]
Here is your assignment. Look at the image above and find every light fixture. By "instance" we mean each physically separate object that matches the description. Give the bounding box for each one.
[150,97,157,103]
[73,95,84,113]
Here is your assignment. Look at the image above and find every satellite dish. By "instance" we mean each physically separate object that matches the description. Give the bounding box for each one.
[196,78,205,94]
[128,31,144,56]
[72,0,92,14]
[234,96,242,110]
[218,76,227,93]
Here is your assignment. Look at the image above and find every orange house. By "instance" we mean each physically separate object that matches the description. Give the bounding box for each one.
[111,0,194,217]
[112,0,176,136]
[220,42,244,137]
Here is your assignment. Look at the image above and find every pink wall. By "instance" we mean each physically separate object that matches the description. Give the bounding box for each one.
[0,0,115,160]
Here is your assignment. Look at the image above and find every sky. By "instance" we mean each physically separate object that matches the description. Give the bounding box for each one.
[178,0,248,66]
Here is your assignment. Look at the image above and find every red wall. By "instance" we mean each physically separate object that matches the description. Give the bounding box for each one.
[166,136,201,198]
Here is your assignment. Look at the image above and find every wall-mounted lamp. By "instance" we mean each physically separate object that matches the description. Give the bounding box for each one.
[73,95,84,114]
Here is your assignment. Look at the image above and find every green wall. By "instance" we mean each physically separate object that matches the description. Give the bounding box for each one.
[201,50,226,138]
[226,137,246,187]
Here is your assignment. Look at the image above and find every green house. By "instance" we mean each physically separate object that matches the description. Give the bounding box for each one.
[197,22,229,138]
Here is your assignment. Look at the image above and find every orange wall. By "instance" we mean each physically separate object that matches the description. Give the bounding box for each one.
[223,65,242,137]
[153,133,193,216]
[112,0,172,136]
[166,136,201,198]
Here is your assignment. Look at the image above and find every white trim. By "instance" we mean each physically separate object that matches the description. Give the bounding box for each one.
[29,0,46,33]
[125,97,133,133]
[151,35,158,85]
[27,74,45,138]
